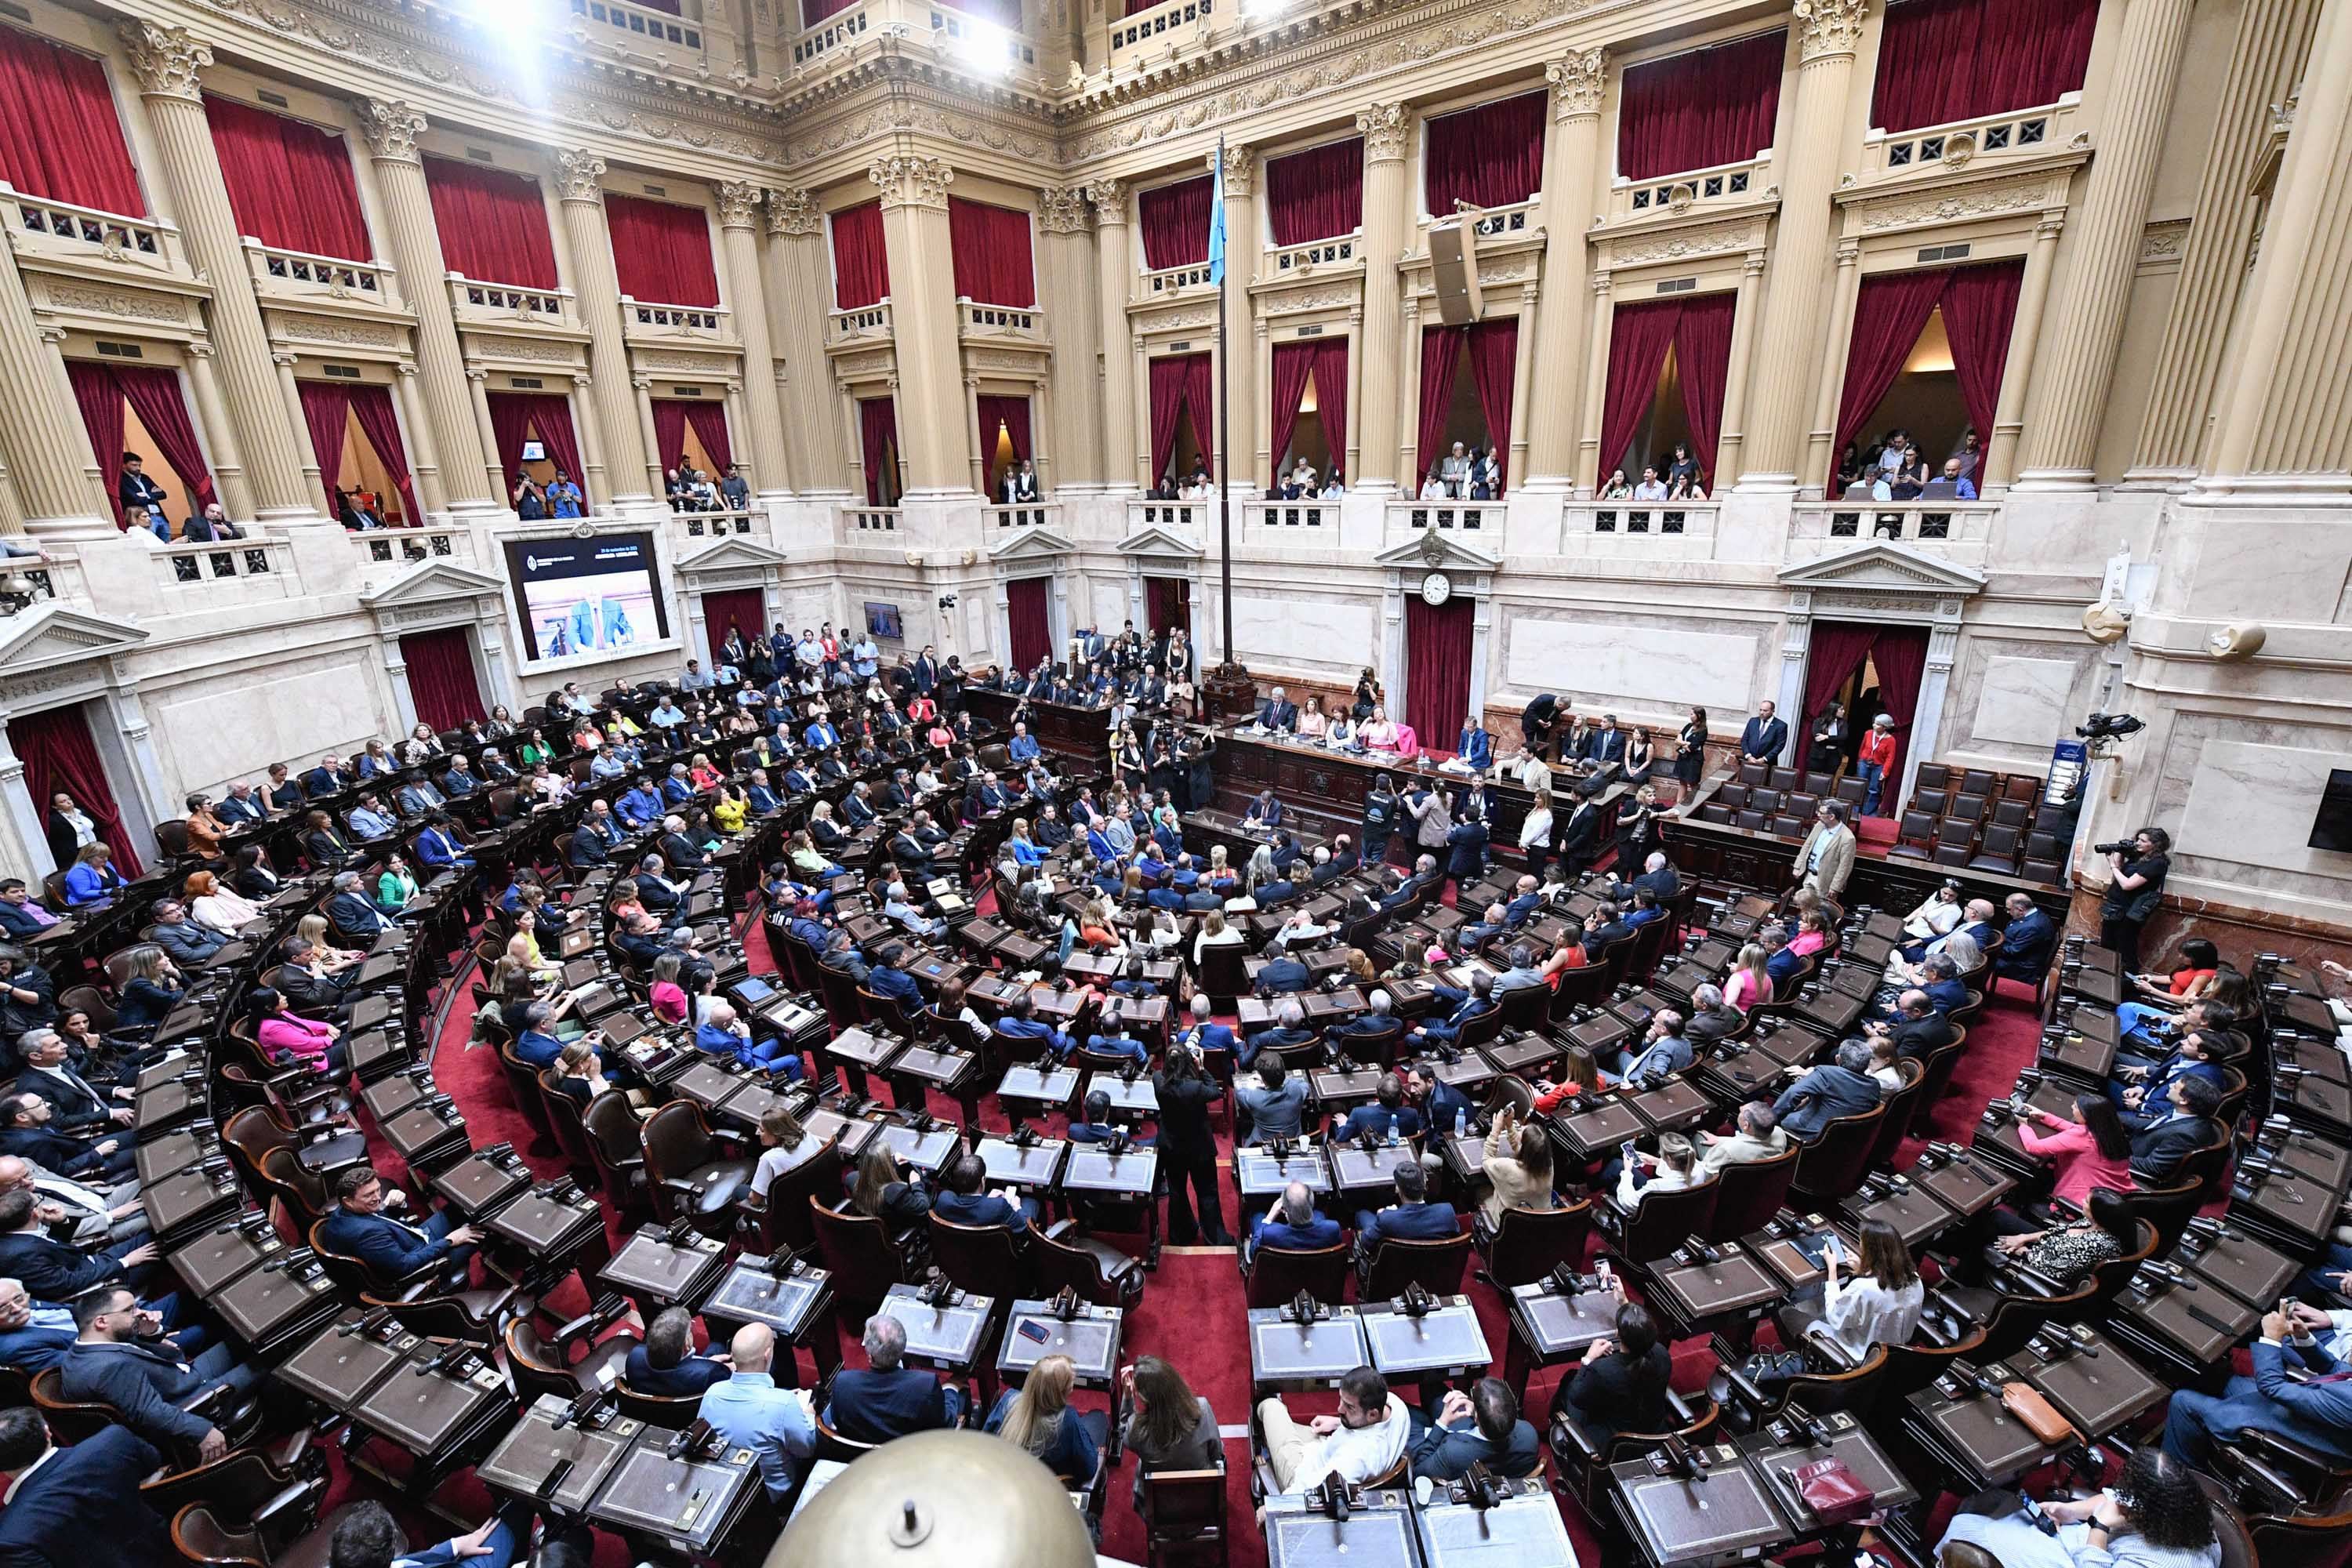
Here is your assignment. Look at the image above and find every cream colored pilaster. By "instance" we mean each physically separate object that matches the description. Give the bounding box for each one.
[1356,104,1411,492]
[1086,180,1136,492]
[764,189,851,495]
[714,180,793,497]
[1713,252,1768,482]
[1575,271,1612,488]
[871,154,967,495]
[1802,241,1866,494]
[1036,187,1099,490]
[0,256,112,537]
[1984,216,2064,492]
[552,150,652,504]
[1525,49,1604,490]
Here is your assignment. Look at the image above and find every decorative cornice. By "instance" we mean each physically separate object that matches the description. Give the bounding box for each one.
[357,98,428,163]
[118,21,212,100]
[1795,0,1869,61]
[869,154,955,210]
[714,180,761,230]
[1358,103,1411,163]
[766,187,822,237]
[1037,186,1092,234]
[554,151,608,204]
[1548,48,1606,119]
[1212,145,1255,197]
[1084,179,1127,223]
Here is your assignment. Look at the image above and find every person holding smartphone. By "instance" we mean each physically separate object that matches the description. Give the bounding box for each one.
[1552,1290,1671,1447]
[1770,1218,1923,1374]
[1936,1446,2220,1568]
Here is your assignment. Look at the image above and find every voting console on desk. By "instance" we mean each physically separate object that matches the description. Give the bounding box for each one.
[1553,1098,1646,1163]
[800,1103,881,1161]
[588,1422,763,1556]
[1236,1145,1333,1197]
[826,1025,904,1076]
[477,1394,641,1515]
[1624,1078,1715,1134]
[143,1156,245,1243]
[1089,1070,1159,1116]
[700,1254,833,1341]
[1265,1488,1419,1568]
[133,1069,207,1142]
[1508,1280,1621,1363]
[879,1281,995,1370]
[169,1211,286,1297]
[1840,1174,1961,1250]
[277,1310,424,1413]
[997,1063,1082,1117]
[977,1134,1068,1191]
[1312,1065,1386,1111]
[999,1299,1123,1384]
[483,1181,608,1264]
[2005,1326,2168,1439]
[430,1146,536,1220]
[211,1247,343,1353]
[379,1094,470,1173]
[1904,1369,2070,1488]
[1646,1245,1785,1340]
[1063,1143,1158,1201]
[350,1338,512,1465]
[1610,1443,1795,1568]
[872,1119,960,1174]
[601,1225,730,1308]
[136,1122,212,1185]
[2172,1217,2299,1306]
[362,1067,434,1125]
[1250,1305,1369,1392]
[1330,1142,1421,1196]
[1905,1145,2016,1221]
[2107,1269,2263,1383]
[1418,1481,1574,1568]
[1483,1032,1561,1079]
[1740,1409,1919,1526]
[1360,1297,1491,1380]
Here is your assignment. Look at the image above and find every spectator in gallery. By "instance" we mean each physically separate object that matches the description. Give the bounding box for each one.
[720,463,752,510]
[1599,469,1633,499]
[1923,458,1978,500]
[513,472,546,519]
[546,470,585,518]
[1632,466,1670,501]
[1418,468,1449,500]
[1440,440,1469,495]
[182,503,244,542]
[118,452,169,532]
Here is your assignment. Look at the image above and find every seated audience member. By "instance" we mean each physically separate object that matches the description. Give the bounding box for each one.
[60,1284,263,1460]
[1697,1102,1788,1176]
[1613,1131,1698,1215]
[991,994,1073,1064]
[2110,1027,2226,1131]
[932,1152,1040,1231]
[1531,1046,1606,1116]
[1354,1161,1457,1254]
[2014,1093,2136,1207]
[1770,1039,1883,1142]
[696,1323,815,1504]
[1338,1073,1423,1144]
[1553,1297,1671,1446]
[1408,971,1495,1049]
[1866,989,1957,1062]
[1236,1061,1308,1145]
[1121,1356,1221,1505]
[1975,1188,2142,1291]
[2163,1301,2352,1472]
[1771,1217,1923,1371]
[1477,1105,1555,1225]
[1993,892,2059,986]
[0,1403,177,1568]
[1245,1181,1343,1268]
[625,1306,732,1397]
[319,1167,480,1287]
[1065,1088,1151,1145]
[826,1312,964,1439]
[1240,1000,1316,1070]
[1938,1447,2217,1568]
[1256,1365,1409,1494]
[1606,1011,1693,1087]
[694,1000,801,1078]
[0,1189,159,1302]
[1407,1376,1540,1482]
[985,1353,1105,1480]
[2128,1076,2223,1185]
[0,1094,134,1185]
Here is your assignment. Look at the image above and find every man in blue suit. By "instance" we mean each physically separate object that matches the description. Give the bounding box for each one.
[413,815,472,870]
[0,1189,158,1301]
[1454,717,1493,772]
[1406,971,1495,1050]
[319,1167,480,1287]
[1354,1162,1458,1257]
[931,1152,1039,1231]
[1502,874,1544,927]
[1172,996,1236,1063]
[1406,1378,1541,1483]
[826,1312,962,1442]
[992,995,1073,1063]
[0,1406,176,1568]
[624,1307,735,1398]
[2165,1304,2352,1471]
[509,1004,567,1071]
[1245,1181,1343,1269]
[1739,702,1788,765]
[1993,891,2058,986]
[1770,1040,1884,1142]
[1257,687,1299,733]
[1584,714,1627,765]
[0,1278,77,1373]
[616,779,666,830]
[1338,1073,1424,1144]
[60,1286,264,1459]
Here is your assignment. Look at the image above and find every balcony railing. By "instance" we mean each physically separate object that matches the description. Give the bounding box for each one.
[1245,499,1333,530]
[1586,503,1704,535]
[1269,233,1358,276]
[1792,499,1997,551]
[3,185,179,270]
[1127,499,1207,532]
[1425,201,1537,246]
[1143,260,1216,297]
[1609,153,1772,223]
[448,275,577,328]
[158,535,292,597]
[244,240,398,307]
[829,300,892,346]
[843,506,900,533]
[570,0,702,50]
[353,525,470,586]
[985,502,1059,531]
[958,299,1045,343]
[793,0,869,67]
[626,299,728,335]
[1112,0,1213,53]
[1394,500,1497,532]
[1860,96,2082,183]
[673,507,758,540]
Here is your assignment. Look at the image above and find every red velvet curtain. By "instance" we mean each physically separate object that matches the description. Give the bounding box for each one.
[423,155,558,289]
[1146,577,1189,636]
[302,383,418,524]
[1149,354,1213,485]
[1312,340,1350,485]
[1617,29,1788,181]
[205,95,371,260]
[1872,0,2100,133]
[1269,341,1316,488]
[1833,267,1951,459]
[1415,325,1465,485]
[12,702,140,878]
[1867,625,1931,761]
[485,391,586,494]
[299,381,351,506]
[701,589,766,661]
[0,27,144,216]
[1403,596,1475,746]
[651,399,691,473]
[1599,302,1681,483]
[1672,293,1738,480]
[685,404,731,475]
[858,397,900,505]
[1465,320,1518,493]
[1265,137,1364,246]
[1938,260,2025,451]
[604,193,720,307]
[1425,91,1547,213]
[71,362,217,523]
[1006,577,1052,671]
[829,202,889,310]
[349,386,420,524]
[947,198,1036,307]
[1138,176,1213,269]
[977,394,1032,494]
[1803,621,1884,731]
[804,0,856,22]
[399,629,488,730]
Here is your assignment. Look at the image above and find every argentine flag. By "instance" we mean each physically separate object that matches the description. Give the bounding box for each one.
[1207,143,1226,285]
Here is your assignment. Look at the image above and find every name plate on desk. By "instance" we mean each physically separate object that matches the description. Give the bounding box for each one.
[880,1282,993,1366]
[1235,1146,1331,1196]
[976,1136,1068,1189]
[700,1255,832,1340]
[1249,1305,1367,1388]
[476,1393,639,1512]
[1360,1298,1491,1377]
[998,1299,1123,1382]
[601,1226,729,1305]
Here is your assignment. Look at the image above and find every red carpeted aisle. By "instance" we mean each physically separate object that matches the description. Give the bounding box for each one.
[348,916,2053,1567]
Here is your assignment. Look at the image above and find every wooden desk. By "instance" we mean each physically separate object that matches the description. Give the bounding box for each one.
[962,687,1116,761]
[1661,811,2069,924]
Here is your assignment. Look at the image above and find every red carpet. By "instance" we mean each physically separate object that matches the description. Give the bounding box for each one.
[324,913,2053,1566]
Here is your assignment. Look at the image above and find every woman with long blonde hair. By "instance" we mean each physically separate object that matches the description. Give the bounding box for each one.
[985,1354,1104,1479]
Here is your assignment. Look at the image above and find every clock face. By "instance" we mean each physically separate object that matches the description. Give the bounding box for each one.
[1420,572,1453,607]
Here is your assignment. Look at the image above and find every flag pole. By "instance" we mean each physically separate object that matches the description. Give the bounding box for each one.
[1214,134,1236,674]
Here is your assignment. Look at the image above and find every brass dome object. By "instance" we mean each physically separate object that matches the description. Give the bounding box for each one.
[768,1430,1097,1568]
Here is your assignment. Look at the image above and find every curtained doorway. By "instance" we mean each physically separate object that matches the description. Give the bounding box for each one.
[9,701,143,878]
[398,628,488,731]
[1007,577,1053,672]
[699,589,767,663]
[1403,595,1475,752]
[1800,619,1929,811]
[1831,260,2024,495]
[1145,576,1190,639]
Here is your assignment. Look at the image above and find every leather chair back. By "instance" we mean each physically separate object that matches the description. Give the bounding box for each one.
[503,1318,583,1407]
[1704,1145,1799,1240]
[814,1410,881,1464]
[1493,983,1549,1033]
[1790,1106,1886,1207]
[170,1506,267,1568]
[537,1069,597,1169]
[1548,961,1610,1025]
[498,1040,555,1142]
[815,962,866,1033]
[640,1099,718,1189]
[1244,1241,1350,1308]
[1197,942,1250,1009]
[220,1103,299,1192]
[1483,1200,1593,1290]
[1361,1230,1472,1300]
[28,1366,113,1444]
[2094,1218,2161,1303]
[1141,1459,1229,1568]
[927,1212,1026,1301]
[2122,1175,2204,1254]
[1615,1176,1720,1265]
[810,1200,910,1312]
[583,1091,649,1214]
[613,1379,703,1428]
[1030,1224,1142,1309]
[260,1147,332,1232]
[1909,1033,1968,1133]
[1866,1062,1927,1169]
[753,1142,843,1258]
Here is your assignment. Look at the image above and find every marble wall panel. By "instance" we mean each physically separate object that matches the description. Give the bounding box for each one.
[1504,616,1758,713]
[1233,593,1379,676]
[1968,655,2078,749]
[2178,738,2352,883]
[155,655,383,794]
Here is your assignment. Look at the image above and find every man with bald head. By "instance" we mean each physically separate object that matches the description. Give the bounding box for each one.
[696,1322,815,1503]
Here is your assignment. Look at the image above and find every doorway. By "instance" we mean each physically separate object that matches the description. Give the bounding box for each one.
[1007,577,1053,671]
[1801,620,1930,813]
[1145,576,1191,638]
[1403,594,1475,749]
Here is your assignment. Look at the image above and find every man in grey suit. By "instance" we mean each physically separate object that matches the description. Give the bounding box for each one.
[1236,1062,1308,1146]
[1769,1039,1883,1142]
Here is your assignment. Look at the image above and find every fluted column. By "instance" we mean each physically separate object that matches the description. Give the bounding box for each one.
[1984,216,2063,491]
[1087,180,1137,492]
[1575,272,1613,485]
[1713,252,1769,483]
[632,379,663,496]
[0,249,113,537]
[1526,49,1605,490]
[180,342,252,521]
[1356,105,1411,492]
[713,180,792,498]
[1802,241,1866,492]
[764,189,850,495]
[1397,295,1424,485]
[870,154,967,495]
[120,21,318,523]
[465,369,505,502]
[355,98,495,513]
[2015,0,2195,485]
[1036,187,1100,489]
[391,362,446,516]
[276,353,322,495]
[2202,0,2352,483]
[1213,147,1258,495]
[1736,0,1867,489]
[551,151,652,506]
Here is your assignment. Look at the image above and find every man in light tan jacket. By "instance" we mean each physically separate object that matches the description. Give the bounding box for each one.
[1791,799,1858,902]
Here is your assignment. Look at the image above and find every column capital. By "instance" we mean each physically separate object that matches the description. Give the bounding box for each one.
[1547,48,1607,120]
[1834,238,1863,266]
[1795,0,1869,61]
[1743,249,1769,275]
[765,187,822,237]
[553,151,608,205]
[187,339,215,358]
[1592,269,1613,295]
[1083,179,1127,223]
[1357,103,1413,163]
[2035,213,2067,242]
[270,351,298,368]
[118,21,212,100]
[714,180,762,230]
[1211,146,1255,197]
[395,360,419,376]
[465,367,489,382]
[869,154,954,211]
[356,99,428,163]
[1037,186,1092,234]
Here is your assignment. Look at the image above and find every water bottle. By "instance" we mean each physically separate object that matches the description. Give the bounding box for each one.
[1387,1115,1399,1148]
[1454,1105,1467,1138]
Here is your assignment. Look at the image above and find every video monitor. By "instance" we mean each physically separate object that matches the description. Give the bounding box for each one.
[505,532,670,663]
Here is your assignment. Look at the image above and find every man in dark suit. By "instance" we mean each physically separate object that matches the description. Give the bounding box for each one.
[2163,1305,2352,1472]
[1682,985,1745,1048]
[1337,1072,1424,1144]
[1256,950,1312,994]
[2129,1076,2223,1184]
[1240,1000,1316,1071]
[1256,687,1300,733]
[825,1312,962,1440]
[12,1032,120,1139]
[1407,972,1495,1051]
[60,1285,262,1460]
[1739,702,1788,765]
[2111,1029,2226,1130]
[624,1307,737,1397]
[1327,993,1403,1060]
[0,1094,131,1185]
[1244,1181,1343,1268]
[1769,1040,1883,1141]
[1554,797,1603,878]
[1406,1377,1541,1483]
[1609,851,1681,905]
[0,1189,158,1301]
[1312,836,1359,886]
[318,1167,480,1287]
[0,1278,78,1374]
[0,1406,176,1568]
[1444,816,1488,888]
[930,1152,1039,1231]
[1993,892,2058,986]
[1354,1162,1458,1256]
[1867,989,1956,1062]
[1172,996,1238,1063]
[1584,716,1627,765]
[328,872,397,942]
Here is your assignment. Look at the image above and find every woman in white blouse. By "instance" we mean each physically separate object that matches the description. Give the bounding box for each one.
[1518,789,1555,862]
[1774,1218,1924,1366]
[184,869,262,935]
[1192,908,1245,965]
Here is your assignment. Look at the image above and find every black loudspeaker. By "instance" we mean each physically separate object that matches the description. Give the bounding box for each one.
[1428,218,1484,325]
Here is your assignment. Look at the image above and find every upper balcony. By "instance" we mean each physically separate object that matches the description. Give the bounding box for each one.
[1109,0,1216,63]
[786,0,1043,91]
[1789,499,1996,568]
[243,239,406,318]
[3,185,194,285]
[1853,94,2085,191]
[1606,153,1774,227]
[1265,231,1362,282]
[829,300,893,353]
[448,274,584,338]
[1141,258,1218,303]
[620,296,738,356]
[958,299,1047,349]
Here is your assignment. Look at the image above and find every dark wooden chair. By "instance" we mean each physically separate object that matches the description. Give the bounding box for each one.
[1141,1457,1230,1568]
[1474,1200,1593,1290]
[641,1100,753,1235]
[1243,1240,1351,1308]
[582,1091,649,1217]
[1550,1386,1719,1516]
[1788,1107,1886,1209]
[1358,1230,1472,1301]
[1598,1175,1719,1268]
[1703,1145,1800,1241]
[927,1212,1029,1302]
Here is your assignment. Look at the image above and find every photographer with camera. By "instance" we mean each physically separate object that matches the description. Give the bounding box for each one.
[2097,827,2171,972]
